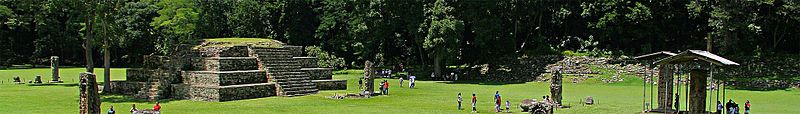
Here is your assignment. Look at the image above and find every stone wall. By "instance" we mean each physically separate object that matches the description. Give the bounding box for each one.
[284,46,304,57]
[182,70,268,86]
[295,57,318,68]
[183,83,276,102]
[302,68,333,80]
[126,69,180,84]
[194,46,251,57]
[108,81,146,95]
[313,80,347,90]
[197,57,260,71]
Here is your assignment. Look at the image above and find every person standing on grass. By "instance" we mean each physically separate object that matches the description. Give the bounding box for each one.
[458,93,463,110]
[472,93,477,113]
[399,77,404,87]
[384,80,390,95]
[494,91,501,112]
[505,100,510,113]
[744,100,750,114]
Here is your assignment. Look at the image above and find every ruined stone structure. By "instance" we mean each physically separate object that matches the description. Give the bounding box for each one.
[79,72,101,114]
[111,40,346,102]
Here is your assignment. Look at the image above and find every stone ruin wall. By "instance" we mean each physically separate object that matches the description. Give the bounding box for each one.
[110,44,345,101]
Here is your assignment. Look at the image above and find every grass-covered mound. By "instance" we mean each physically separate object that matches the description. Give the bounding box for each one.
[193,38,283,50]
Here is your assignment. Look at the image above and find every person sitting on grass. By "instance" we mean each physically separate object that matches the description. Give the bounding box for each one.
[130,104,138,113]
[154,102,161,112]
[107,105,115,114]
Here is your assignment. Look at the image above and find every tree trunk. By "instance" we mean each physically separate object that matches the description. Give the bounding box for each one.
[433,51,442,79]
[103,41,111,93]
[84,1,96,73]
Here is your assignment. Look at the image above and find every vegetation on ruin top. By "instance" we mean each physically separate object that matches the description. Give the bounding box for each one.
[193,38,283,49]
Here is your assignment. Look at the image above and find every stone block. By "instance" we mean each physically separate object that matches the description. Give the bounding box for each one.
[301,68,333,80]
[284,45,304,57]
[108,81,146,95]
[200,57,260,71]
[294,57,318,68]
[182,70,268,86]
[126,69,180,84]
[312,80,347,90]
[186,83,277,102]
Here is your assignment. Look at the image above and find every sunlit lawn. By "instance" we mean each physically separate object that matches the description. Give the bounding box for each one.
[1,68,798,113]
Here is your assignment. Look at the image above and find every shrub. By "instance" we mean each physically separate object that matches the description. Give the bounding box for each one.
[305,46,347,69]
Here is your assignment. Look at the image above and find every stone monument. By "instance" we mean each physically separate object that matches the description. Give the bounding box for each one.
[50,56,62,83]
[79,72,101,114]
[363,61,375,96]
[550,71,563,107]
[688,69,707,114]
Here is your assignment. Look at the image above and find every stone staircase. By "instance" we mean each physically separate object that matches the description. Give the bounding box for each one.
[254,47,318,97]
[134,78,165,100]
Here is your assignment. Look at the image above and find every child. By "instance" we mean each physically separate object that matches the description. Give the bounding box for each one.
[458,93,463,110]
[472,93,477,113]
[399,77,404,87]
[506,100,510,113]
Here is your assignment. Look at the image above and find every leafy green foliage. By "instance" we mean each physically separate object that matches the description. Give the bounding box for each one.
[151,0,200,54]
[305,46,346,69]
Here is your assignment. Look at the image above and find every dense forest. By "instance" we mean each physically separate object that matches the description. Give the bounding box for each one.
[1,0,799,71]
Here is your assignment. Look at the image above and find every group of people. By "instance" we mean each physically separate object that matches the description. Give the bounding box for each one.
[717,100,751,114]
[458,91,511,113]
[107,102,161,114]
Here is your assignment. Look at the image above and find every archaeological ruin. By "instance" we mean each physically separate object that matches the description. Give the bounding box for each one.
[110,38,347,102]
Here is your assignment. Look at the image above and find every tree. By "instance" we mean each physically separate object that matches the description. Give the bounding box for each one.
[228,0,282,38]
[91,0,125,93]
[150,0,199,55]
[421,0,462,77]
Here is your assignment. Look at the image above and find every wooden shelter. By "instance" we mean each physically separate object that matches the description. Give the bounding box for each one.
[655,50,739,114]
[634,51,677,113]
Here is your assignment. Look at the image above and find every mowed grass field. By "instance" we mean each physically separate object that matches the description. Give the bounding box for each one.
[1,68,799,113]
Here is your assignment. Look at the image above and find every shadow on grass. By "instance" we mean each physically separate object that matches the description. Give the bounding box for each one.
[436,80,527,85]
[101,95,176,103]
[26,83,79,87]
[727,86,795,91]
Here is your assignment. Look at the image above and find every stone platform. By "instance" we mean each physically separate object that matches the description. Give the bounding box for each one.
[110,39,346,101]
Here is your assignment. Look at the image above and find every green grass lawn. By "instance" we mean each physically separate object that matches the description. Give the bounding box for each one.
[1,68,798,113]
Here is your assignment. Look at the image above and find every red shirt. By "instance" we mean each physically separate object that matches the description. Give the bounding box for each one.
[153,104,161,111]
[384,82,389,88]
[472,96,477,102]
